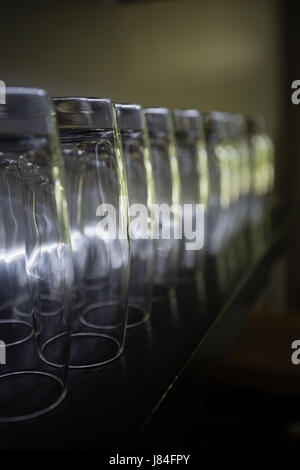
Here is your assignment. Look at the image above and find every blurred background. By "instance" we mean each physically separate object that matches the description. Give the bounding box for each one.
[0,0,284,193]
[1,0,291,204]
[2,0,300,449]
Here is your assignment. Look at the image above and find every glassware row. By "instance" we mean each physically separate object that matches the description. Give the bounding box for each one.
[0,88,274,421]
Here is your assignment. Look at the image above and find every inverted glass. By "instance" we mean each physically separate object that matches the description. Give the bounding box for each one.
[172,109,208,281]
[144,108,182,301]
[204,111,238,256]
[116,104,156,327]
[204,111,240,293]
[0,87,73,421]
[225,113,253,276]
[230,114,252,233]
[53,97,130,368]
[246,115,275,257]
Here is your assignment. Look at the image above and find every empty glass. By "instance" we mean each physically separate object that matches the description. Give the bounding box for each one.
[53,97,130,368]
[228,114,252,273]
[116,104,156,327]
[246,115,275,257]
[172,109,207,281]
[231,114,252,232]
[204,112,233,256]
[0,87,73,421]
[144,108,182,300]
[204,111,239,293]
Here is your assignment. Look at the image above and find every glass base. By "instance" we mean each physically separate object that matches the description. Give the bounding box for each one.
[0,319,33,347]
[80,301,125,329]
[127,305,149,328]
[0,371,66,423]
[14,295,62,318]
[41,332,122,369]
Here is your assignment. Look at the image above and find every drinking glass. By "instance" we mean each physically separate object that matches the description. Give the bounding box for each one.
[172,109,207,281]
[144,108,182,300]
[53,97,130,368]
[204,111,238,293]
[116,104,156,327]
[229,114,252,272]
[231,114,252,231]
[246,115,275,257]
[204,112,234,255]
[0,87,73,421]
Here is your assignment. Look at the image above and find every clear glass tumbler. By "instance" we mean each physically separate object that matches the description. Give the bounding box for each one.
[204,111,238,293]
[172,109,207,281]
[231,114,252,232]
[144,108,182,301]
[116,104,156,327]
[246,115,275,257]
[228,113,257,282]
[0,87,73,422]
[204,112,234,256]
[53,97,130,368]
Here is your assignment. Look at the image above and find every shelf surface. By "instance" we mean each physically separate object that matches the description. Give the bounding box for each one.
[0,216,293,449]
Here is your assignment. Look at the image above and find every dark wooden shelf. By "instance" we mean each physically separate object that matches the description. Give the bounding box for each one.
[0,215,294,450]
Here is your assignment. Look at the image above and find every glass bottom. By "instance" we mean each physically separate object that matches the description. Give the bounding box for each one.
[127,304,149,328]
[0,371,65,423]
[14,295,62,318]
[41,332,122,369]
[80,301,125,329]
[0,319,34,347]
